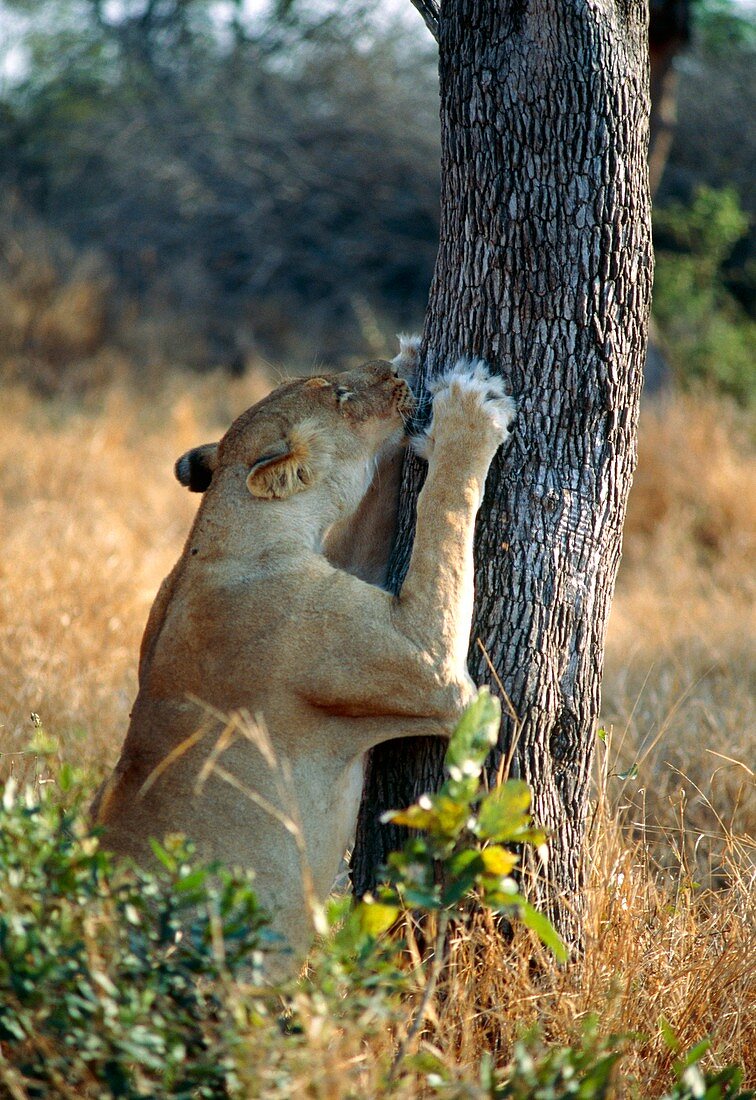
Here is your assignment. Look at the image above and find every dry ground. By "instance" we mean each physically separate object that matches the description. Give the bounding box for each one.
[0,375,754,1091]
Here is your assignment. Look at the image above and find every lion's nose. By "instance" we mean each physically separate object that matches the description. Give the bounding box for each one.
[395,379,416,412]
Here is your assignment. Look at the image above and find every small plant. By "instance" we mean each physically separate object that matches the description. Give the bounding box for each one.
[353,688,567,963]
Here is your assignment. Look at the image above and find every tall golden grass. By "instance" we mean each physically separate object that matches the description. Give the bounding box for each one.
[0,376,753,1091]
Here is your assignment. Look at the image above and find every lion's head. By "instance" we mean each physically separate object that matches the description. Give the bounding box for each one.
[175,359,414,519]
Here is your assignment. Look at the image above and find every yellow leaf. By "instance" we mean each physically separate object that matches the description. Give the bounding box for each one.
[356,900,399,937]
[479,845,519,876]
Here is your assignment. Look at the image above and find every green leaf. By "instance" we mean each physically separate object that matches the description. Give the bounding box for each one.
[385,794,469,839]
[477,779,532,841]
[447,849,482,879]
[512,827,548,845]
[432,795,471,838]
[325,892,352,928]
[401,886,442,910]
[28,727,58,756]
[678,1038,711,1071]
[148,838,177,872]
[441,850,484,905]
[517,900,568,963]
[175,868,208,893]
[386,837,431,873]
[383,804,435,831]
[659,1015,680,1052]
[581,1051,624,1089]
[58,763,75,792]
[443,689,501,782]
[444,775,480,805]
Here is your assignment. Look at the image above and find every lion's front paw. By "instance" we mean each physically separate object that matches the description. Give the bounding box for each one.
[414,358,516,461]
[391,333,422,386]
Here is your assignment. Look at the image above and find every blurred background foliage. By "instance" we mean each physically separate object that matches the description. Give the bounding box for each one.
[0,0,753,398]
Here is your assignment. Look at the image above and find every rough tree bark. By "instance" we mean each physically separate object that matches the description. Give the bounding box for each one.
[352,0,653,944]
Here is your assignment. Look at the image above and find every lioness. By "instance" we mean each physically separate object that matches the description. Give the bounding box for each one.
[93,341,515,972]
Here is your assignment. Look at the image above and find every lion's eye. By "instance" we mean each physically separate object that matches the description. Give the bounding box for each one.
[336,386,353,403]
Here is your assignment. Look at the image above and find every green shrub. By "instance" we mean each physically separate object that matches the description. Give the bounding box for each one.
[481,1020,626,1099]
[492,1026,753,1100]
[415,1020,755,1098]
[654,1021,754,1100]
[0,770,272,1098]
[653,186,755,405]
[0,698,750,1097]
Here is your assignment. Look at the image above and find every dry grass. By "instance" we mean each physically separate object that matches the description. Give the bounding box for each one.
[0,379,753,1092]
[282,859,754,1096]
[0,370,269,780]
[605,394,755,885]
[418,778,755,1094]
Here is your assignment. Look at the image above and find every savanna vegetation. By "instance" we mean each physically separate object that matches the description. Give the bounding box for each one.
[1,367,753,1097]
[0,0,754,1096]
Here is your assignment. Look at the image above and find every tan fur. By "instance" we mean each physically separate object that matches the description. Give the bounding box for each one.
[93,349,516,975]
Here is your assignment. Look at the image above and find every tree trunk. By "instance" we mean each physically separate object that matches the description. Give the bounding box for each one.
[352,0,653,945]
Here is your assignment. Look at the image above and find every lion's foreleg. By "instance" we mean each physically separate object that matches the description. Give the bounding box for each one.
[395,361,516,685]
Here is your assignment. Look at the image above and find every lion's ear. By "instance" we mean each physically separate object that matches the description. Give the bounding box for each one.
[175,443,219,493]
[246,436,316,500]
